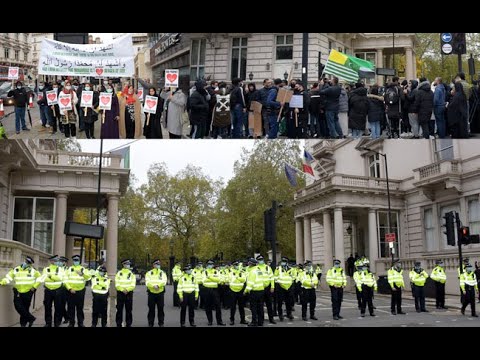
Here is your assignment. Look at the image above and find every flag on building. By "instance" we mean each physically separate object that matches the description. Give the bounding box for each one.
[303,150,315,177]
[109,146,130,169]
[324,49,375,83]
[285,163,299,187]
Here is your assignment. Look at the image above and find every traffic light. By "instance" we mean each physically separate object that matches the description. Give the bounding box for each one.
[264,209,273,243]
[460,226,471,244]
[452,33,467,55]
[443,211,455,246]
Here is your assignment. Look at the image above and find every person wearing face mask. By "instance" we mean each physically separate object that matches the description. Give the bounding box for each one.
[301,261,319,321]
[57,256,70,324]
[40,255,64,327]
[143,87,164,139]
[119,84,142,139]
[326,259,347,320]
[356,263,377,317]
[79,82,99,139]
[255,254,276,324]
[228,260,247,325]
[100,84,120,139]
[274,257,294,322]
[409,262,429,313]
[7,81,31,134]
[202,259,226,325]
[0,256,41,327]
[460,263,478,317]
[64,254,91,327]
[353,260,365,310]
[430,259,447,309]
[115,259,136,327]
[59,81,79,138]
[90,265,111,327]
[145,259,168,327]
[177,264,199,327]
[388,260,406,315]
[172,261,183,307]
[36,81,55,134]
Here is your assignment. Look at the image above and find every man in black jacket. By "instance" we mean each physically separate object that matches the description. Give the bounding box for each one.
[257,79,272,136]
[414,78,434,139]
[7,81,30,134]
[319,77,343,139]
[37,81,55,134]
[189,80,210,139]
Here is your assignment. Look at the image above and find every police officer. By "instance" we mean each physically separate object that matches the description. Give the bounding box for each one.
[41,255,64,327]
[460,263,478,317]
[203,259,225,326]
[315,263,322,282]
[228,260,247,325]
[459,258,469,304]
[326,259,347,320]
[245,258,266,327]
[430,259,447,309]
[115,259,136,327]
[58,256,70,324]
[0,256,41,327]
[409,261,429,313]
[357,263,377,317]
[388,260,406,315]
[192,261,204,309]
[353,259,364,310]
[91,265,111,327]
[301,261,319,321]
[275,257,294,322]
[256,255,276,324]
[172,261,183,307]
[65,254,91,327]
[177,264,198,327]
[145,259,168,327]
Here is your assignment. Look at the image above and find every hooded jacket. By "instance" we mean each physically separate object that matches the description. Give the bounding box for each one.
[367,94,386,123]
[319,84,341,112]
[189,81,210,125]
[414,81,434,123]
[405,80,419,113]
[348,87,369,130]
[338,87,349,113]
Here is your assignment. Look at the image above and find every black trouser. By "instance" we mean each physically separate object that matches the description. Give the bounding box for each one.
[435,282,445,308]
[59,286,69,322]
[249,290,264,325]
[67,288,85,326]
[302,288,316,318]
[169,132,182,139]
[147,291,165,326]
[198,284,205,309]
[173,281,180,306]
[263,285,274,321]
[330,286,343,317]
[360,285,374,315]
[355,287,362,308]
[84,122,94,139]
[390,116,400,137]
[180,292,196,325]
[294,281,301,303]
[92,293,108,327]
[412,285,426,311]
[230,291,245,322]
[462,285,476,315]
[44,288,62,326]
[420,121,430,139]
[116,291,133,327]
[63,123,76,138]
[277,286,293,319]
[204,287,222,324]
[125,117,134,139]
[391,287,403,313]
[13,289,35,327]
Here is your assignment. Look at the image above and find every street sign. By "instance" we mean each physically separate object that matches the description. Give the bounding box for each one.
[442,33,452,43]
[385,233,396,243]
[442,44,453,55]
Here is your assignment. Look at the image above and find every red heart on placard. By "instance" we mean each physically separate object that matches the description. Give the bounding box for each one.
[146,99,156,108]
[60,98,70,107]
[82,94,92,103]
[9,69,17,76]
[166,73,177,83]
[100,96,110,105]
[96,68,103,76]
[47,94,56,101]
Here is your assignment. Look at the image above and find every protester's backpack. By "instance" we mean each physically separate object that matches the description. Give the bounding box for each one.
[385,87,400,105]
[213,92,231,128]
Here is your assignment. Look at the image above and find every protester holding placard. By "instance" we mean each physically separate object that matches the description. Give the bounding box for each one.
[266,79,283,139]
[211,82,231,139]
[59,80,79,138]
[290,82,309,139]
[80,83,99,139]
[119,85,142,139]
[37,81,55,134]
[50,83,62,133]
[7,81,30,134]
[160,88,187,139]
[100,84,120,139]
[143,88,163,139]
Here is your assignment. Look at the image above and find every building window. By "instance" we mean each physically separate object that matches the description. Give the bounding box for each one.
[24,52,28,62]
[231,37,248,81]
[368,153,381,178]
[439,203,460,249]
[328,41,333,50]
[377,211,399,258]
[468,199,480,235]
[276,34,293,60]
[12,197,55,254]
[15,50,19,60]
[434,138,454,162]
[5,48,9,59]
[24,34,28,42]
[190,39,206,80]
[424,208,435,252]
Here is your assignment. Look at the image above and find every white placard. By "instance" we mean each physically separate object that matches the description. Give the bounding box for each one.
[99,92,112,111]
[37,92,44,101]
[289,95,304,109]
[38,34,134,77]
[58,93,73,112]
[165,69,179,88]
[80,91,94,108]
[144,95,158,114]
[46,90,58,105]
[8,67,19,80]
[137,88,144,102]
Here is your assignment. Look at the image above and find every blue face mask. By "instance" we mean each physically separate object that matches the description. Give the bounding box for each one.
[185,270,192,275]
[73,261,80,266]
[207,265,213,269]
[21,263,28,269]
[106,88,113,93]
[17,86,22,89]
[124,264,131,269]
[85,86,91,91]
[56,261,63,267]
[154,264,160,270]
[258,260,265,265]
[334,264,340,268]
[99,272,106,277]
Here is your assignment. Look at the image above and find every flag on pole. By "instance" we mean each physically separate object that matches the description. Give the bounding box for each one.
[303,150,315,177]
[109,146,130,168]
[285,163,299,187]
[324,49,375,83]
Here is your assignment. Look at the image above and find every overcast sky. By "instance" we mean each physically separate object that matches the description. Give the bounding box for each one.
[78,140,258,186]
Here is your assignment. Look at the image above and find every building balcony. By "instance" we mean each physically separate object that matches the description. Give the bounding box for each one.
[413,160,461,195]
[35,150,123,169]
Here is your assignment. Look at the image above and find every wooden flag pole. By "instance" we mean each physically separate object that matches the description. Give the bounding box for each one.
[147,113,150,126]
[276,65,295,122]
[84,107,87,116]
[295,111,298,128]
[102,111,105,124]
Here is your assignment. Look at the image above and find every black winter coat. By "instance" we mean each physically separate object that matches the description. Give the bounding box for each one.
[348,87,369,130]
[309,89,321,115]
[319,84,341,112]
[7,87,29,107]
[189,90,210,125]
[367,95,386,123]
[414,81,434,124]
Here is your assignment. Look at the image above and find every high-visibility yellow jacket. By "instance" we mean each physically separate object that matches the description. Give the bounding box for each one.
[145,268,167,294]
[460,271,478,292]
[0,266,41,293]
[229,269,246,292]
[409,269,429,286]
[326,267,347,288]
[274,266,294,290]
[257,264,274,288]
[177,273,199,298]
[41,264,64,290]
[315,265,322,275]
[91,274,111,295]
[357,271,377,292]
[203,268,222,288]
[192,267,204,285]
[430,266,446,284]
[301,272,319,289]
[388,268,405,289]
[64,265,91,291]
[245,266,266,292]
[172,265,182,282]
[115,268,136,292]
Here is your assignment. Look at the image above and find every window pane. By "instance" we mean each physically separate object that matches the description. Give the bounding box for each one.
[469,200,480,235]
[13,222,32,246]
[240,48,247,81]
[440,204,460,248]
[276,46,293,60]
[190,67,198,80]
[276,35,284,45]
[35,199,54,220]
[241,37,248,47]
[286,35,293,44]
[231,48,239,80]
[199,39,206,65]
[34,222,53,253]
[233,38,240,47]
[14,198,33,219]
[198,67,205,79]
[191,40,199,65]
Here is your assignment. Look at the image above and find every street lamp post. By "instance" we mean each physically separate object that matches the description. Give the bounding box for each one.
[392,33,395,73]
[248,72,254,81]
[284,71,289,81]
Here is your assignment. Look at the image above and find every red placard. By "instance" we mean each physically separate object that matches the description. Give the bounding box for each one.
[385,233,396,243]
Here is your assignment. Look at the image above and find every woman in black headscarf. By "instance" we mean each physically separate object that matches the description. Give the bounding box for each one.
[143,87,164,139]
[447,82,468,138]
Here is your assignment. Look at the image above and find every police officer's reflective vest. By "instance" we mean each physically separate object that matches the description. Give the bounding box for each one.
[192,267,204,285]
[326,267,347,288]
[172,265,182,282]
[146,268,167,294]
[430,266,447,284]
[246,266,266,292]
[274,266,294,290]
[177,274,199,297]
[228,269,246,292]
[409,269,428,286]
[0,266,41,293]
[91,275,111,295]
[387,268,404,289]
[115,268,136,292]
[203,268,221,288]
[257,264,274,288]
[65,265,91,291]
[358,271,377,291]
[41,264,64,290]
[301,272,318,289]
[460,271,478,292]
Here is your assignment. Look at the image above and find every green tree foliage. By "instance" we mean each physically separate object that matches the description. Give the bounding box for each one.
[55,139,82,152]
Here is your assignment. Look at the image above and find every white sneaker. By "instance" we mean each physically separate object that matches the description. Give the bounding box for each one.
[46,124,50,128]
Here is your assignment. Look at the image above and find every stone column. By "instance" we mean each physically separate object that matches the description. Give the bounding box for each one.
[376,49,384,85]
[405,47,414,80]
[53,192,68,256]
[334,208,344,264]
[368,209,379,272]
[295,218,304,264]
[106,194,119,276]
[303,216,312,262]
[323,211,333,268]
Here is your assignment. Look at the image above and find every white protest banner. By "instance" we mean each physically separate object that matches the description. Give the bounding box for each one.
[99,93,112,111]
[80,91,94,108]
[58,93,72,112]
[8,67,19,80]
[144,96,158,114]
[289,95,304,109]
[46,90,58,105]
[38,34,134,77]
[37,92,44,101]
[165,69,179,88]
[137,87,144,102]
